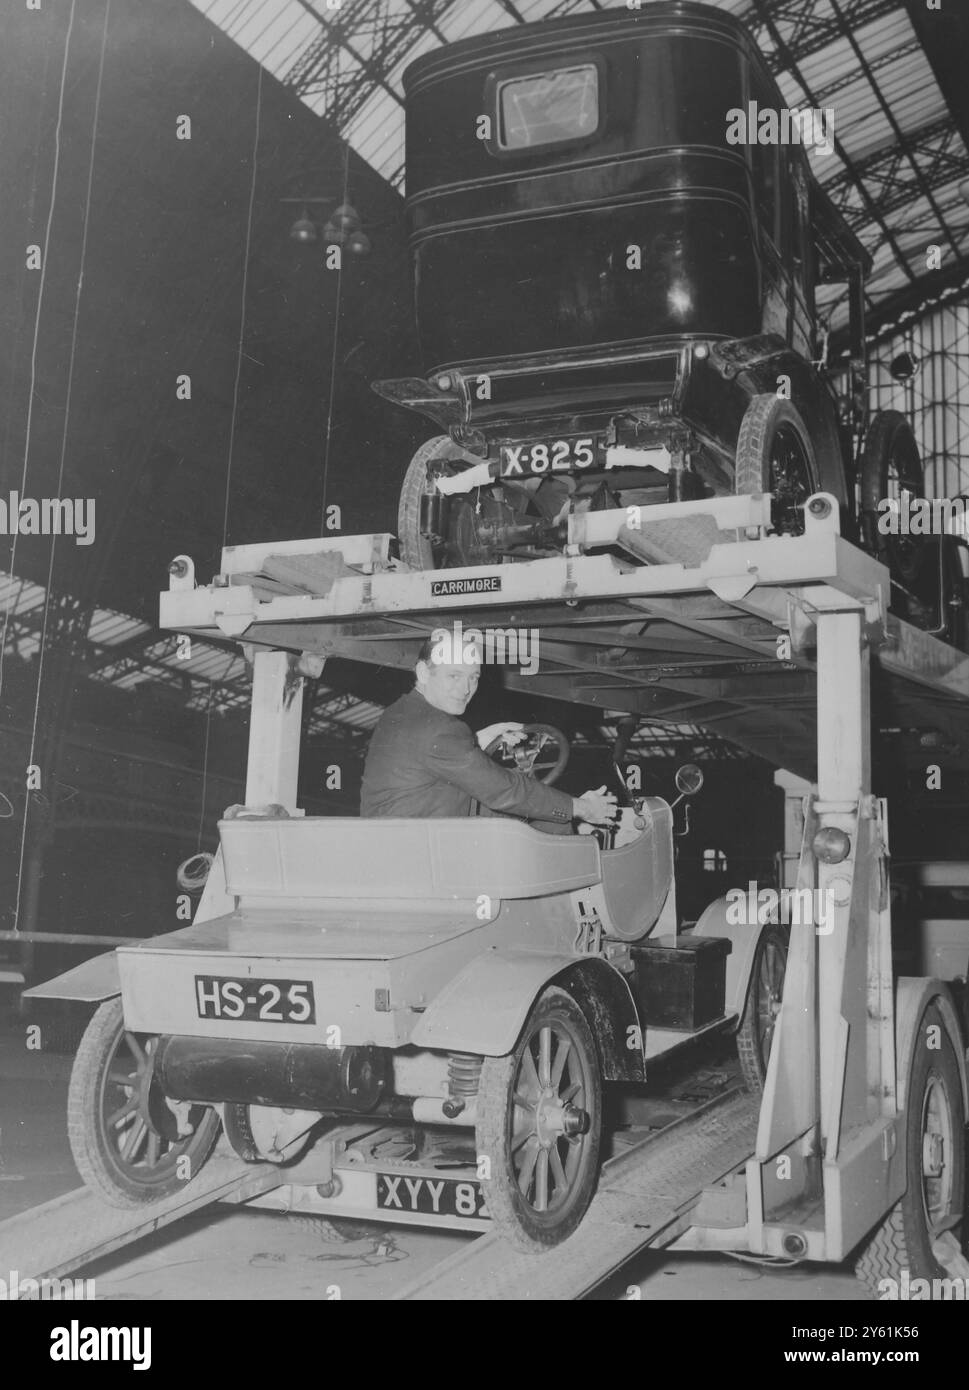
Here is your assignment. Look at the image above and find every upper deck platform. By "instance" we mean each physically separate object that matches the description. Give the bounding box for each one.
[160,494,969,778]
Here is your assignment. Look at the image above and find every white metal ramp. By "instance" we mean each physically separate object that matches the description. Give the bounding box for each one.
[0,1146,281,1283]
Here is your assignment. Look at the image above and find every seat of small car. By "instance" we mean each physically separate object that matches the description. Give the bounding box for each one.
[219,815,600,904]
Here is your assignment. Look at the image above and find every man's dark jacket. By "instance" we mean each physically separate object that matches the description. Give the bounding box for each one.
[360,689,574,825]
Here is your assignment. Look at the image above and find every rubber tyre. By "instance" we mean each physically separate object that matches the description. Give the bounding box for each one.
[854,1002,966,1298]
[398,435,480,571]
[860,409,926,586]
[476,986,602,1253]
[737,922,788,1092]
[68,997,221,1208]
[734,394,818,534]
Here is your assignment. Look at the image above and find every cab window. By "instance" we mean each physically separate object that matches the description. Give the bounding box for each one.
[496,65,600,150]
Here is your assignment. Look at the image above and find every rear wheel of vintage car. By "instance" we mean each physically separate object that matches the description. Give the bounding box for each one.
[399,434,538,570]
[737,922,788,1091]
[734,394,818,535]
[860,409,927,587]
[854,1001,966,1298]
[399,435,488,570]
[68,997,221,1207]
[475,986,602,1252]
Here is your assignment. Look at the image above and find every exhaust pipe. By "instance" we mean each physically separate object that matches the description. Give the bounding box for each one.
[155,1036,387,1113]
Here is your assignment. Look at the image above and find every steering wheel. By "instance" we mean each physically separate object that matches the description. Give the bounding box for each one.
[484,723,570,785]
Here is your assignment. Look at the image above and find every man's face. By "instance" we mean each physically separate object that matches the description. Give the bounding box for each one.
[415,656,481,715]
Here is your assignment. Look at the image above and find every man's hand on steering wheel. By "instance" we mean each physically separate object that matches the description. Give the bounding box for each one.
[476,721,526,751]
[573,785,619,827]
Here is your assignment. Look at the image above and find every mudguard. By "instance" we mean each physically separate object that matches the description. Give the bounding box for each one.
[22,950,120,1003]
[691,894,761,1019]
[409,950,645,1082]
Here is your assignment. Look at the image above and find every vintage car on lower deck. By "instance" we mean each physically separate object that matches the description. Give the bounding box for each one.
[31,727,776,1251]
[374,1,968,648]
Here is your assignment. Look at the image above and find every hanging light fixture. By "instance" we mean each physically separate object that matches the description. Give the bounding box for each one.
[888,351,920,382]
[330,203,360,235]
[289,207,318,244]
[870,351,921,383]
[282,196,371,255]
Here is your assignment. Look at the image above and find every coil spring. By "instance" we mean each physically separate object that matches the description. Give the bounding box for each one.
[447,1053,483,1100]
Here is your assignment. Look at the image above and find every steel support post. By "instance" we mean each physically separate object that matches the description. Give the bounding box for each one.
[244,651,306,810]
[746,606,897,1260]
[813,607,902,1256]
[773,769,813,888]
[815,608,870,1147]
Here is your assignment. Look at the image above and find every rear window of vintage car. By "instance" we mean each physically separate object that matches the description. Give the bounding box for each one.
[497,65,599,150]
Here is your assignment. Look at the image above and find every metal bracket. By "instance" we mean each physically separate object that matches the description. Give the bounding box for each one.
[297,654,326,679]
[168,555,195,592]
[707,573,759,602]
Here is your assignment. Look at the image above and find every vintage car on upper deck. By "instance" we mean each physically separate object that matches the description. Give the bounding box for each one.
[374,0,968,648]
[38,726,778,1251]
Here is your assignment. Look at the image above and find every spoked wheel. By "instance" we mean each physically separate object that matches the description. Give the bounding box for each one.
[68,997,221,1207]
[737,921,788,1091]
[860,409,927,589]
[484,723,569,785]
[398,435,529,571]
[855,1001,967,1297]
[734,394,818,535]
[476,987,602,1252]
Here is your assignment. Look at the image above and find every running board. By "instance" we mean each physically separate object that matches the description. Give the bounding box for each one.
[394,1087,761,1301]
[0,1145,282,1283]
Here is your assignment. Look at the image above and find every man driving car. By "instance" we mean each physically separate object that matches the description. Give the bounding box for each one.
[361,633,617,829]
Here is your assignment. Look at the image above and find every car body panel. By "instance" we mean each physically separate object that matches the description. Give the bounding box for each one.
[410,949,611,1054]
[692,893,761,1019]
[384,0,855,453]
[408,949,645,1077]
[33,801,719,1081]
[600,800,674,939]
[220,814,601,902]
